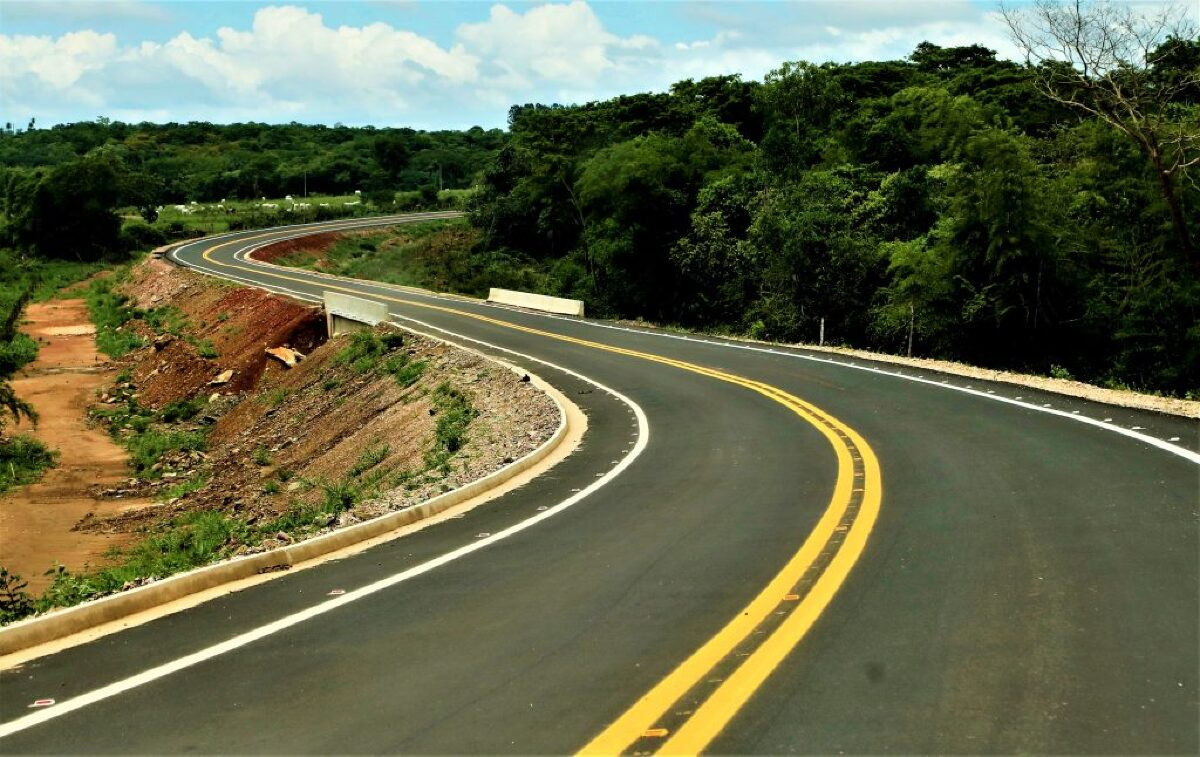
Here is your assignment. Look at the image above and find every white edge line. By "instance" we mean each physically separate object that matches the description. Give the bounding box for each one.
[175,215,1190,465]
[1,252,649,741]
[178,218,1197,465]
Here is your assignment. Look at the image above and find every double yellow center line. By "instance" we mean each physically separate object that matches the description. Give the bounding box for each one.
[191,221,883,755]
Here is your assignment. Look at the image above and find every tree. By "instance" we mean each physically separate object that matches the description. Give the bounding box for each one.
[6,154,123,260]
[0,291,37,430]
[373,134,410,182]
[1002,0,1200,264]
[121,171,165,224]
[910,41,1001,74]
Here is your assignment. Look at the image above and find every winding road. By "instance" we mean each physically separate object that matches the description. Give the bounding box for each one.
[2,213,1197,754]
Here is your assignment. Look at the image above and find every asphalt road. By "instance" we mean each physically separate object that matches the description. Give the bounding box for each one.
[2,214,1196,754]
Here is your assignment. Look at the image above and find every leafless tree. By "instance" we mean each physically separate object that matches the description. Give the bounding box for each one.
[1002,0,1199,263]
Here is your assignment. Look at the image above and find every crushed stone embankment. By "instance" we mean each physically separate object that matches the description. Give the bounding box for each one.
[4,259,558,613]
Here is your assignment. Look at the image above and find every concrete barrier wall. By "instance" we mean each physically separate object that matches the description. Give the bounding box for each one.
[324,291,389,336]
[487,288,584,317]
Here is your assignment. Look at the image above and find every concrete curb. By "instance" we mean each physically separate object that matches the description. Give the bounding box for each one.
[0,331,572,658]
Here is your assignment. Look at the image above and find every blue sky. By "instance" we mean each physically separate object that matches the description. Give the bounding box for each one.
[0,1,1061,129]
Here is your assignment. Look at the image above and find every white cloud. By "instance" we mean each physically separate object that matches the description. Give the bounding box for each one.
[1,5,481,124]
[1,29,117,89]
[1,0,1137,128]
[456,1,638,90]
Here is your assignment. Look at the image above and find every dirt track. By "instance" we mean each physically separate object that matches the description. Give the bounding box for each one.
[0,300,144,592]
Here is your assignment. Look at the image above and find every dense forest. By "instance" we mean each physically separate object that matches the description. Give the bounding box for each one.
[0,121,505,200]
[1,7,1196,395]
[469,32,1199,395]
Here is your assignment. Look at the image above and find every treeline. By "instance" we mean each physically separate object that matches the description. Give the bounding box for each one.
[0,121,505,201]
[0,120,507,267]
[470,39,1199,394]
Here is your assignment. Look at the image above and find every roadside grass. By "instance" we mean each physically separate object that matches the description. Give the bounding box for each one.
[267,218,546,299]
[26,260,109,302]
[163,473,208,500]
[126,429,207,477]
[158,397,205,423]
[85,273,218,360]
[334,329,426,388]
[92,395,208,479]
[0,435,58,494]
[35,509,252,611]
[149,194,372,236]
[262,388,290,408]
[348,442,389,478]
[335,329,405,374]
[84,271,145,357]
[0,249,109,304]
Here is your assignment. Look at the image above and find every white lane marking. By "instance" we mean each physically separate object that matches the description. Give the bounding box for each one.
[0,274,650,741]
[181,219,1200,466]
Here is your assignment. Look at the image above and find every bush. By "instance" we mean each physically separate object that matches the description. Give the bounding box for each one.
[0,332,38,377]
[121,223,167,252]
[0,567,35,624]
[0,435,57,492]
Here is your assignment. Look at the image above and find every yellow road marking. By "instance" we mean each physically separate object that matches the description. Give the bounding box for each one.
[190,220,883,756]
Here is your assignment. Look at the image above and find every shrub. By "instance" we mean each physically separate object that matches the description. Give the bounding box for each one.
[0,332,38,376]
[120,223,167,252]
[0,567,35,624]
[0,435,58,492]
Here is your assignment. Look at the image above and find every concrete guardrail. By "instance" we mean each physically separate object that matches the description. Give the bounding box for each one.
[325,291,388,336]
[487,288,584,317]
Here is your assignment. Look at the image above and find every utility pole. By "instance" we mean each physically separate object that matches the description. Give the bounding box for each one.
[906,303,915,357]
[819,318,825,347]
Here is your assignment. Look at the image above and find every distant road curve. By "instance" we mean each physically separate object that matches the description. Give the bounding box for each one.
[1,213,1195,754]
